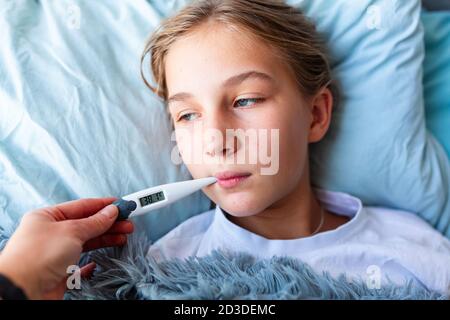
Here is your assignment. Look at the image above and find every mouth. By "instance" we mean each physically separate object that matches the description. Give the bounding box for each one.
[214,171,252,189]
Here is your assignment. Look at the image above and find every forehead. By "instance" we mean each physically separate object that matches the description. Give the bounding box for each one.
[164,22,289,94]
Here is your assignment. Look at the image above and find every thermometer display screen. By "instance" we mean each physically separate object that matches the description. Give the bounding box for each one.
[139,191,165,207]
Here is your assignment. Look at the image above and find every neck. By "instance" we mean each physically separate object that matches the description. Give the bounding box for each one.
[225,170,324,240]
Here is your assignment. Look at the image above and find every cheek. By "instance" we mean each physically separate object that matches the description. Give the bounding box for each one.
[175,130,209,178]
[281,117,309,163]
[175,128,196,163]
[273,104,310,186]
[266,104,309,160]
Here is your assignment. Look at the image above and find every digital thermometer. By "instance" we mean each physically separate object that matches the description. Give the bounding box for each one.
[112,176,217,220]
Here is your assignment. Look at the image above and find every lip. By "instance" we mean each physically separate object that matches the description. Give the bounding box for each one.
[214,171,251,189]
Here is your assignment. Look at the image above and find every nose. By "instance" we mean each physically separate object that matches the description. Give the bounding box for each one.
[203,111,238,159]
[204,135,237,158]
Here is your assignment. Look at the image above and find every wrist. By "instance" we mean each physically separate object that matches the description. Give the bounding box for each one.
[0,254,42,299]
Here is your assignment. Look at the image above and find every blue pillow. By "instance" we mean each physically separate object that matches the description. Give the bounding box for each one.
[0,1,212,241]
[288,0,450,235]
[422,10,450,157]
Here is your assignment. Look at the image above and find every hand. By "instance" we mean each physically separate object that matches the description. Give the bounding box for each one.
[0,198,134,299]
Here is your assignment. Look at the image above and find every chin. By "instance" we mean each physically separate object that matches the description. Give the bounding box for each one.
[215,192,267,217]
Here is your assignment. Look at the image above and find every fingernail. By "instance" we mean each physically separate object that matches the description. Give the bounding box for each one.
[100,205,118,219]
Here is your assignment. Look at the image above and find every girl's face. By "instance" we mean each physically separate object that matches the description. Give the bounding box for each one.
[165,22,321,217]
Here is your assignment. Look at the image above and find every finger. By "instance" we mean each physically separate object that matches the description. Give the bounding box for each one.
[52,197,118,220]
[106,221,134,234]
[80,262,97,279]
[75,204,119,242]
[82,234,127,252]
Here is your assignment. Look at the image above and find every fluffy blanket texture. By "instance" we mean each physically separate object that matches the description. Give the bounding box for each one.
[0,221,445,300]
[61,233,446,300]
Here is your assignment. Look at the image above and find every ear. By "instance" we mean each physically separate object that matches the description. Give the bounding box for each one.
[308,86,333,143]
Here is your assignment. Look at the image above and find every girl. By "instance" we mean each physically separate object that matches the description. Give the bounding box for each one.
[142,0,450,294]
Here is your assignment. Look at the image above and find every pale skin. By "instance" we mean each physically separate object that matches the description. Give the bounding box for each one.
[0,198,133,299]
[166,21,349,240]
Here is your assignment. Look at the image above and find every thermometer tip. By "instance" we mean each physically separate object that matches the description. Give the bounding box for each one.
[206,176,218,184]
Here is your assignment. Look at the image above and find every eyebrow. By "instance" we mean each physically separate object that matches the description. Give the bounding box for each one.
[167,70,275,105]
[223,70,275,87]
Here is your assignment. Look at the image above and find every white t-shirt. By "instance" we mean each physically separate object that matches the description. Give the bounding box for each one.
[147,189,450,294]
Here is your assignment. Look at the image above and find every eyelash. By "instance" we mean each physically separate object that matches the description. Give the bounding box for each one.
[234,97,265,108]
[177,98,265,122]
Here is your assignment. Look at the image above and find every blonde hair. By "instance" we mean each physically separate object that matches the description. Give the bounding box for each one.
[141,0,334,102]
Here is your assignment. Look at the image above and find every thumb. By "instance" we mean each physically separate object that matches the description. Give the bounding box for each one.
[74,204,118,242]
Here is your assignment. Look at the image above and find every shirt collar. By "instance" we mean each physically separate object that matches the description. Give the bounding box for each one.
[209,188,367,255]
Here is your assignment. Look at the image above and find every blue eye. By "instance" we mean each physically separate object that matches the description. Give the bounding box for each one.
[234,98,264,108]
[178,113,198,122]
